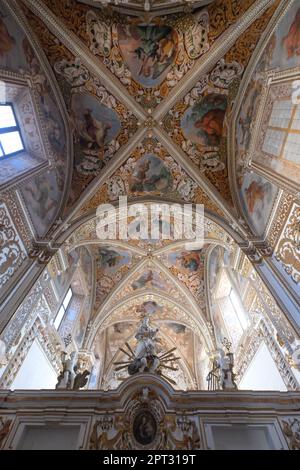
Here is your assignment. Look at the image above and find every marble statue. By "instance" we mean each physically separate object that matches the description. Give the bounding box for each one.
[56,351,77,389]
[217,349,237,390]
[56,351,91,390]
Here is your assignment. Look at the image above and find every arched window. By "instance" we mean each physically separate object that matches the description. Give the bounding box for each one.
[0,103,24,158]
[0,80,48,189]
[215,269,250,349]
[263,98,300,163]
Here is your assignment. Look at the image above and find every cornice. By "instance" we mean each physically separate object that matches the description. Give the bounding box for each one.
[1,382,300,411]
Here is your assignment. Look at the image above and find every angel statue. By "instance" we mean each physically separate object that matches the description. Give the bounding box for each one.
[217,349,237,391]
[56,351,90,390]
[56,351,77,389]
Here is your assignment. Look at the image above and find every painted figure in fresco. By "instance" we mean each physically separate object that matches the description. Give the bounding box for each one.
[132,270,155,290]
[98,248,123,269]
[22,37,65,155]
[178,251,202,272]
[244,180,268,214]
[282,7,300,59]
[132,270,165,290]
[131,159,151,190]
[182,94,227,146]
[238,81,261,149]
[132,26,177,80]
[24,176,58,219]
[194,108,225,142]
[130,155,172,193]
[0,16,15,57]
[118,24,177,87]
[80,108,111,150]
[136,301,161,317]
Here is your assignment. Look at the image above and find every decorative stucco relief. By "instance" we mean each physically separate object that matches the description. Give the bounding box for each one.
[0,202,27,292]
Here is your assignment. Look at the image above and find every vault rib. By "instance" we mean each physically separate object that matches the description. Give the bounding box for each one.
[153,0,277,120]
[21,0,147,121]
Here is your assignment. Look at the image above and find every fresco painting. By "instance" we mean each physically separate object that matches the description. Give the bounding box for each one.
[40,92,66,155]
[130,154,172,194]
[208,245,225,292]
[269,5,300,71]
[118,24,178,88]
[239,173,278,236]
[136,300,162,316]
[74,304,90,348]
[0,9,66,160]
[131,269,167,291]
[71,93,121,174]
[236,80,262,151]
[20,169,62,237]
[80,246,93,288]
[0,8,29,72]
[97,247,132,275]
[167,250,204,274]
[181,94,227,146]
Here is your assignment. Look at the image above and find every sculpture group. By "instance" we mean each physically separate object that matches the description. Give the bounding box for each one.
[114,315,180,385]
[56,351,90,390]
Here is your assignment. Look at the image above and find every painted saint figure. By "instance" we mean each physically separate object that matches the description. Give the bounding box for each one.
[282,7,300,59]
[244,180,267,214]
[118,24,178,87]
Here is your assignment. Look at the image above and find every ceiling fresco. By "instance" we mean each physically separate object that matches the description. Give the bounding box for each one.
[19,3,139,208]
[2,0,300,393]
[0,1,69,237]
[28,0,250,106]
[16,0,279,221]
[234,1,300,237]
[89,244,143,315]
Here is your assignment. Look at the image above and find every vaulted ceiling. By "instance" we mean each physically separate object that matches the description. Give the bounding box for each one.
[17,0,280,228]
[1,0,299,390]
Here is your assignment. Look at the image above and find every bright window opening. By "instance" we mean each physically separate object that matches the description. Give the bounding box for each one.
[54,288,73,330]
[0,104,24,158]
[217,270,250,349]
[263,99,300,164]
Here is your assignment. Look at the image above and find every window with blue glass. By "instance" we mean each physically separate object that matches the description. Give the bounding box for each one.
[0,103,24,158]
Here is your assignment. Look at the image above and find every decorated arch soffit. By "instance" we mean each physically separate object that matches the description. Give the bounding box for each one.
[16,0,281,233]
